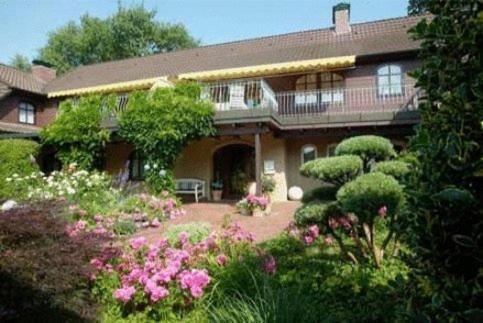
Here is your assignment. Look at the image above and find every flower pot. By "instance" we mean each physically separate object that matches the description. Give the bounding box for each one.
[264,203,272,215]
[212,190,223,201]
[252,208,264,217]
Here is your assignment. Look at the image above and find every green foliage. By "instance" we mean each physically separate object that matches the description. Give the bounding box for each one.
[0,139,39,200]
[406,0,483,320]
[407,0,428,15]
[118,83,215,193]
[38,5,198,73]
[373,160,410,180]
[300,155,363,186]
[40,95,111,169]
[294,201,341,227]
[301,185,337,203]
[335,135,396,168]
[165,222,212,245]
[261,175,276,195]
[337,173,404,223]
[9,54,31,72]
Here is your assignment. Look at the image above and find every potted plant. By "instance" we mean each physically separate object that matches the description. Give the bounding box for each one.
[211,180,223,201]
[236,194,269,217]
[261,175,276,214]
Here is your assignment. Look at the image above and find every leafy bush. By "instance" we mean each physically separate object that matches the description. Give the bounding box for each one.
[294,201,341,227]
[0,200,112,321]
[165,222,212,245]
[337,173,404,222]
[118,83,215,193]
[41,95,111,169]
[373,160,410,179]
[335,135,396,168]
[0,139,39,201]
[301,185,338,203]
[300,155,362,186]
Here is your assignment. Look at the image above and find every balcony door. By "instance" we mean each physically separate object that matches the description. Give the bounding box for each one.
[295,72,344,105]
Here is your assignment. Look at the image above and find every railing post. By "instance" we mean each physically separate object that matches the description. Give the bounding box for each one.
[255,133,262,196]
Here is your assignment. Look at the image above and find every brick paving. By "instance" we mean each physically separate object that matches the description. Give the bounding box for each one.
[137,201,301,242]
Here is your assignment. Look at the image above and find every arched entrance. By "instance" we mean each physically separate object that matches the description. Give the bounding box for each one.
[213,144,255,199]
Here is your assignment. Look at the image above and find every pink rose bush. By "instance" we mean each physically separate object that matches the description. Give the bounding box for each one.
[90,222,275,317]
[236,194,269,215]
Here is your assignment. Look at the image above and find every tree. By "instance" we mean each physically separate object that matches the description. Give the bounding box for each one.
[407,0,428,15]
[295,135,407,268]
[9,54,31,72]
[406,0,483,320]
[38,5,199,73]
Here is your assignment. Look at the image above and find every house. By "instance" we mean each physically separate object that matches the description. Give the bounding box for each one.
[1,4,424,201]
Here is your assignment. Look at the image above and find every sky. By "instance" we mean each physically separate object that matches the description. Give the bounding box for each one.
[0,0,409,65]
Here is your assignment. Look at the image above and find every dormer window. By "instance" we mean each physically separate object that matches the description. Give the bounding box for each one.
[19,102,35,124]
[377,65,403,96]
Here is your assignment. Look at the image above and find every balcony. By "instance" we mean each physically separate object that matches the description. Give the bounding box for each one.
[202,80,420,128]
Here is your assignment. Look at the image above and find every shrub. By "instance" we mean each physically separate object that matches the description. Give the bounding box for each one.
[337,173,404,223]
[0,139,39,201]
[335,135,396,168]
[0,200,112,321]
[373,160,410,179]
[40,95,111,169]
[300,155,363,186]
[294,201,341,227]
[301,185,338,203]
[165,222,212,245]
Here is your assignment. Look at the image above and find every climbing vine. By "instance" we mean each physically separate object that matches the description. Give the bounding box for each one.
[118,82,215,193]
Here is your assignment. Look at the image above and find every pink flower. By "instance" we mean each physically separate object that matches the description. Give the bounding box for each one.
[78,209,88,217]
[324,234,334,245]
[304,234,314,245]
[93,225,107,235]
[113,286,136,303]
[216,254,227,266]
[74,220,87,231]
[339,216,352,230]
[150,218,161,227]
[308,225,319,238]
[90,258,103,270]
[178,231,189,245]
[263,255,277,275]
[129,237,147,250]
[328,217,339,229]
[178,269,211,298]
[378,206,388,218]
[93,214,103,222]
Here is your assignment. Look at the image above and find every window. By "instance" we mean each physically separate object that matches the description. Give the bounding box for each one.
[377,65,403,96]
[129,151,146,180]
[326,143,338,157]
[19,102,35,124]
[301,145,317,164]
[320,73,344,103]
[295,72,345,105]
[295,73,318,105]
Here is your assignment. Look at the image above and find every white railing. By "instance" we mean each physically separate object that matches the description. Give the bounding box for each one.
[275,84,419,116]
[201,79,279,112]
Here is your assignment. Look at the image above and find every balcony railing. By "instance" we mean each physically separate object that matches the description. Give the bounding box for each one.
[201,79,278,112]
[275,84,419,116]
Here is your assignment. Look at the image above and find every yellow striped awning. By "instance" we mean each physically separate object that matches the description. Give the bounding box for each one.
[47,77,171,98]
[178,55,356,81]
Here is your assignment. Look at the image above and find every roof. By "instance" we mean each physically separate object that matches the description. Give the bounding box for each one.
[0,64,46,94]
[45,15,424,94]
[0,121,40,134]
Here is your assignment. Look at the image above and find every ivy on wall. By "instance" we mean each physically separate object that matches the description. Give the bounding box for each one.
[118,82,215,193]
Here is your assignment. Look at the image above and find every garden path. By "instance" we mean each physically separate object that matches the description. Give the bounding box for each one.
[137,201,300,242]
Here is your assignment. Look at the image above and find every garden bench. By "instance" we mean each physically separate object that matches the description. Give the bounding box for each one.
[174,178,206,203]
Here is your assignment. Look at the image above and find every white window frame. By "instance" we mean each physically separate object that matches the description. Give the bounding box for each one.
[377,64,404,97]
[19,102,35,124]
[301,144,318,164]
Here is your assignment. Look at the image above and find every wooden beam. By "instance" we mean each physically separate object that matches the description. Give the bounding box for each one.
[255,133,262,196]
[216,126,270,137]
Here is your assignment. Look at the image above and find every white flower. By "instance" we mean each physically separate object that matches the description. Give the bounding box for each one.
[159,169,166,177]
[144,164,150,171]
[153,163,158,169]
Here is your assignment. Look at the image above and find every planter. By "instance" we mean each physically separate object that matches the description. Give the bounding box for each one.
[252,208,264,217]
[212,190,222,201]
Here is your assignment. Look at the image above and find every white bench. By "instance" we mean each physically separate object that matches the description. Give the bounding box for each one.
[174,178,206,203]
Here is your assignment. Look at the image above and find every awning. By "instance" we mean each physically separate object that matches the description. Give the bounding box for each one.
[178,55,356,81]
[47,77,171,98]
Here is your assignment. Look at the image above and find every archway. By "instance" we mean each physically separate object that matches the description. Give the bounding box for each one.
[213,144,255,199]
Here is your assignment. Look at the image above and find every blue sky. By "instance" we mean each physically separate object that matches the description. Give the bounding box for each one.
[0,0,408,65]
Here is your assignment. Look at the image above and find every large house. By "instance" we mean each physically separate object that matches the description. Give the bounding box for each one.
[0,4,423,201]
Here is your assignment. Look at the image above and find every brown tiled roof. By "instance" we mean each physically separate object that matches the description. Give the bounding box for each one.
[0,121,40,134]
[45,15,424,93]
[0,64,46,94]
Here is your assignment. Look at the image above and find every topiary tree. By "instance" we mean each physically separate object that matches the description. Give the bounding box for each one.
[118,82,215,193]
[295,135,407,268]
[41,95,112,170]
[0,139,39,201]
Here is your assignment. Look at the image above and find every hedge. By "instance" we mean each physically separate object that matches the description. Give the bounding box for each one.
[300,155,363,186]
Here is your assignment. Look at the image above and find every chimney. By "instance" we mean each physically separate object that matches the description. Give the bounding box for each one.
[31,60,56,83]
[333,3,351,34]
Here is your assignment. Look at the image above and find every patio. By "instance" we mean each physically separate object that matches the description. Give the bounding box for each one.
[137,201,301,242]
